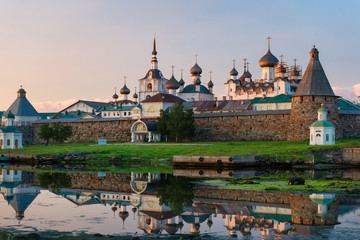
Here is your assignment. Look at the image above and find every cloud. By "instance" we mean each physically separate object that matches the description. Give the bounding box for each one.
[353,83,360,97]
[32,98,110,112]
[332,86,357,101]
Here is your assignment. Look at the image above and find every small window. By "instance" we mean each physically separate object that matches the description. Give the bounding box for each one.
[326,134,329,141]
[311,134,313,141]
[124,112,127,116]
[7,139,10,146]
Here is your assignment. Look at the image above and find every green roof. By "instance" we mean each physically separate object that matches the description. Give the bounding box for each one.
[250,94,291,105]
[337,98,360,111]
[96,105,137,112]
[56,112,97,119]
[318,106,327,112]
[250,211,292,223]
[310,120,335,128]
[0,111,4,117]
[0,126,22,133]
[38,112,57,120]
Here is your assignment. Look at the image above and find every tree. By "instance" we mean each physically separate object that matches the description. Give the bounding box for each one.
[157,176,194,212]
[52,123,73,143]
[158,108,170,142]
[38,123,53,146]
[38,172,72,194]
[157,102,195,142]
[38,123,73,145]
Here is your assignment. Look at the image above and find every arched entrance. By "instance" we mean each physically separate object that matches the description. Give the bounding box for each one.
[15,139,18,149]
[130,120,161,142]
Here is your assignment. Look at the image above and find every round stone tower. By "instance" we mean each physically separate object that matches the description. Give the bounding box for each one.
[289,46,339,141]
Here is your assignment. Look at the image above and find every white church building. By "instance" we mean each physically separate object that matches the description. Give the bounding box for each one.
[309,104,335,145]
[0,111,23,149]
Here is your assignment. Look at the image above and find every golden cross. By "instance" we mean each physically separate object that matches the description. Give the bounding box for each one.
[171,65,174,75]
[195,54,198,63]
[294,58,297,67]
[209,71,212,80]
[124,76,127,85]
[266,36,272,50]
[280,55,284,64]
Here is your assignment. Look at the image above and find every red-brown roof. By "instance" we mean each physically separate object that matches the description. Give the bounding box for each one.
[141,93,185,103]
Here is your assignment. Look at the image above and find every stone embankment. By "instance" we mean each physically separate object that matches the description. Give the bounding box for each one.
[314,148,360,165]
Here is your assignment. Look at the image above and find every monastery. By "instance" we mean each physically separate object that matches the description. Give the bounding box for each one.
[1,37,360,144]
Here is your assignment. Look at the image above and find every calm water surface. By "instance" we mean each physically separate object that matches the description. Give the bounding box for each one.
[0,162,359,239]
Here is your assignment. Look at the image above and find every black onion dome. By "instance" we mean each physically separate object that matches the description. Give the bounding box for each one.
[120,85,130,95]
[166,75,180,89]
[112,93,119,99]
[259,50,279,68]
[190,63,202,75]
[118,211,129,221]
[230,67,238,76]
[195,77,201,85]
[207,80,214,88]
[244,70,252,78]
[133,92,138,99]
[164,223,179,235]
[179,78,185,86]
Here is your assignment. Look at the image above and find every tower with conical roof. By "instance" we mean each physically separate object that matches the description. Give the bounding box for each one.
[2,87,40,127]
[259,37,279,82]
[138,35,168,101]
[289,46,339,141]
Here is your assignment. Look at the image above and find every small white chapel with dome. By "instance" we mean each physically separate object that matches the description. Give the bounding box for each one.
[309,104,335,145]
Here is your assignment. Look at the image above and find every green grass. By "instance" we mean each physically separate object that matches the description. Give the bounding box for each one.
[0,138,359,160]
[203,178,360,194]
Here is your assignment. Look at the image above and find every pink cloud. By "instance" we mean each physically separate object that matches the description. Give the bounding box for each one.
[353,83,360,97]
[332,86,357,101]
[33,98,110,112]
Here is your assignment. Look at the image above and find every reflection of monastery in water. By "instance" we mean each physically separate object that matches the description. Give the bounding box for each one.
[48,171,354,237]
[0,169,40,222]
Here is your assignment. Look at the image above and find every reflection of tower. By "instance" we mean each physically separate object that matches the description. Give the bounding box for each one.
[111,203,117,219]
[225,214,239,238]
[164,217,179,235]
[132,206,137,220]
[178,215,184,233]
[207,214,213,233]
[0,169,40,223]
[118,205,129,229]
[181,212,211,234]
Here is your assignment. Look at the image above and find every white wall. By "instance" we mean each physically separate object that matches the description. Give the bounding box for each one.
[310,127,335,145]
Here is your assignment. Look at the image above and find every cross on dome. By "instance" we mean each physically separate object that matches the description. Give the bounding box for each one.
[266,36,272,50]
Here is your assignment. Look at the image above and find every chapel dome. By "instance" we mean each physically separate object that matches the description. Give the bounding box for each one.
[190,63,202,75]
[120,85,130,95]
[230,67,238,76]
[166,75,180,89]
[259,50,279,68]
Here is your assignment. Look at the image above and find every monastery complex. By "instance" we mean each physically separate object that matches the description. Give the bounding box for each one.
[1,37,360,146]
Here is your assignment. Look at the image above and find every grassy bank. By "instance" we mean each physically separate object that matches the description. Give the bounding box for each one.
[204,177,360,194]
[0,138,359,160]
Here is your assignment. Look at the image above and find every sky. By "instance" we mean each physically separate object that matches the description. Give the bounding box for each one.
[0,0,359,112]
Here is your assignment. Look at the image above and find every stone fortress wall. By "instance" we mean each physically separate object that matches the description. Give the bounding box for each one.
[30,109,360,144]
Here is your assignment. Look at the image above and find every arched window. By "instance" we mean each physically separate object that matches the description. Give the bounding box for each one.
[7,139,10,146]
[326,134,329,141]
[311,134,313,142]
[147,83,152,92]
